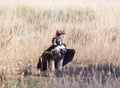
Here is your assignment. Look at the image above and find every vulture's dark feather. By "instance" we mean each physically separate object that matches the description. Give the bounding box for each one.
[63,49,75,66]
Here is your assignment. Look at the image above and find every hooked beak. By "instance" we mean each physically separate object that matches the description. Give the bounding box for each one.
[61,30,66,35]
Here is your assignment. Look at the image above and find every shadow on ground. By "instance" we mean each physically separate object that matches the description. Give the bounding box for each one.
[63,63,120,84]
[0,63,120,88]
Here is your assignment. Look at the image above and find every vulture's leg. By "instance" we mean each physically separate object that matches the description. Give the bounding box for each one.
[56,59,63,71]
[49,59,55,72]
[56,59,63,77]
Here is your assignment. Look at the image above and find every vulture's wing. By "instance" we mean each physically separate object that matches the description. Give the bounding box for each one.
[37,58,41,69]
[37,58,48,71]
[63,49,75,66]
[37,50,53,71]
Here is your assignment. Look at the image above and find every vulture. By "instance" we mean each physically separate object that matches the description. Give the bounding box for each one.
[37,44,75,72]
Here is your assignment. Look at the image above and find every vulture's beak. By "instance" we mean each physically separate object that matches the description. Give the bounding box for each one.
[62,30,66,35]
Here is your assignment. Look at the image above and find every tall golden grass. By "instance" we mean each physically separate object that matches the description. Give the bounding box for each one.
[0,0,120,74]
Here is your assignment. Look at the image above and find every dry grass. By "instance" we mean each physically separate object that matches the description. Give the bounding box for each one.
[0,0,120,87]
[0,0,120,65]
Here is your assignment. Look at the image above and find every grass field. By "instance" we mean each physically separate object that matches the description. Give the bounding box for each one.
[0,0,120,88]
